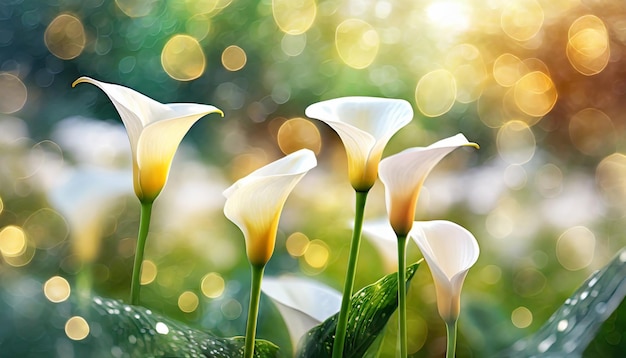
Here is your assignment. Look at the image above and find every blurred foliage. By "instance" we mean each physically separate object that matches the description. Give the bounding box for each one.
[1,0,626,357]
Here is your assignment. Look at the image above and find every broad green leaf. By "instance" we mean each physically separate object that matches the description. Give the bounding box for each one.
[296,261,421,358]
[0,277,279,358]
[502,248,626,357]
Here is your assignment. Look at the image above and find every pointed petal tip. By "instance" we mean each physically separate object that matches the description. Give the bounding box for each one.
[71,76,92,88]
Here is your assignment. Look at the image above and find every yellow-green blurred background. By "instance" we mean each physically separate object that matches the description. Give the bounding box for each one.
[0,0,625,356]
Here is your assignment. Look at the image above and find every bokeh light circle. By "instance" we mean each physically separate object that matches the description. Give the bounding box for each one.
[221,45,247,71]
[140,260,157,285]
[161,35,206,81]
[277,117,322,155]
[65,316,90,340]
[567,15,609,76]
[596,153,626,213]
[445,44,487,103]
[415,69,457,117]
[272,0,317,35]
[0,73,27,114]
[178,291,200,313]
[201,272,225,298]
[44,14,86,60]
[556,226,595,271]
[497,120,536,164]
[513,71,557,117]
[335,19,379,69]
[44,276,71,303]
[493,53,525,87]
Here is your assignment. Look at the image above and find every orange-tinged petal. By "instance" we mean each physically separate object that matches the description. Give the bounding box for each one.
[224,149,317,266]
[379,134,478,235]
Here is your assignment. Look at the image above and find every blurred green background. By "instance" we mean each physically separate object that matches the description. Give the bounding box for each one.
[0,0,625,356]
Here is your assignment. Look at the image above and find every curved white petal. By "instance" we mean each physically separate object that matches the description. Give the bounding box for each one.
[73,77,224,202]
[136,106,223,200]
[379,133,478,235]
[224,149,317,266]
[305,96,412,190]
[261,276,341,350]
[409,220,479,322]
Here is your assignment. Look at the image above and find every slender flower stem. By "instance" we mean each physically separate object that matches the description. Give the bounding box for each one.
[130,201,153,305]
[244,264,265,358]
[445,320,458,358]
[332,190,369,358]
[397,234,408,357]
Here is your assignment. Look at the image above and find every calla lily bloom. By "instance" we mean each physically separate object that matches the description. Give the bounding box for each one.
[224,148,317,267]
[305,96,413,192]
[261,276,341,352]
[72,77,224,203]
[379,133,478,236]
[409,220,479,323]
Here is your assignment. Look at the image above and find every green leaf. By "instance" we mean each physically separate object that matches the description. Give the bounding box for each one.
[0,278,279,358]
[296,261,421,358]
[502,248,626,357]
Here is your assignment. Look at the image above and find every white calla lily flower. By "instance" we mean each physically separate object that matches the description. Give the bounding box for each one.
[72,77,224,203]
[261,276,341,351]
[224,149,317,266]
[305,97,413,191]
[379,134,478,236]
[409,220,479,323]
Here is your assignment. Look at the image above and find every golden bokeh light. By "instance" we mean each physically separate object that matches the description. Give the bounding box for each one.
[303,239,329,269]
[65,316,90,340]
[43,276,71,303]
[502,88,542,127]
[556,226,595,271]
[567,15,609,76]
[596,153,626,212]
[201,272,225,298]
[497,120,536,164]
[493,53,526,87]
[500,0,544,42]
[569,108,616,156]
[0,225,27,257]
[115,0,159,17]
[511,306,533,328]
[140,260,157,285]
[335,19,379,69]
[286,231,310,257]
[272,0,317,35]
[415,69,457,117]
[481,265,502,285]
[24,208,68,250]
[221,45,247,71]
[44,14,86,60]
[277,117,322,155]
[0,73,27,114]
[178,291,200,313]
[161,35,206,81]
[513,71,557,117]
[445,44,487,103]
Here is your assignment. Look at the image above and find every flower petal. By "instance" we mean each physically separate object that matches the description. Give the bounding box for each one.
[361,218,399,272]
[305,96,413,190]
[261,276,341,350]
[224,149,317,265]
[379,133,478,235]
[136,105,223,201]
[409,220,479,321]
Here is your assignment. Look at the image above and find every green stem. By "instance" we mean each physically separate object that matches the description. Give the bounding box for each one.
[445,320,458,358]
[244,264,265,358]
[397,234,408,358]
[130,201,153,305]
[332,190,368,358]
